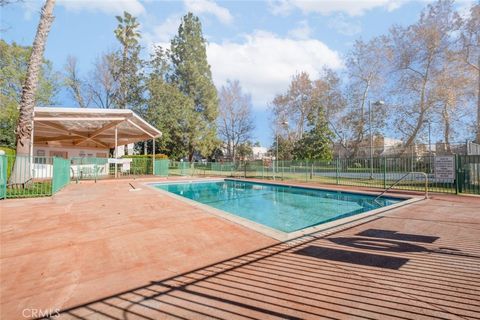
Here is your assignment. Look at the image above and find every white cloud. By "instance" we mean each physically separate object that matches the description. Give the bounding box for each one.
[287,20,312,39]
[146,14,182,43]
[269,0,405,16]
[328,14,361,36]
[183,0,233,24]
[268,0,293,16]
[58,0,145,16]
[206,31,343,107]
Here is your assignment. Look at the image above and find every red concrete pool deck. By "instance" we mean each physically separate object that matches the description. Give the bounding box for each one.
[0,177,479,319]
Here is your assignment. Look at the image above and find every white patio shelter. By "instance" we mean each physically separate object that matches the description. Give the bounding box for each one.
[32,107,162,177]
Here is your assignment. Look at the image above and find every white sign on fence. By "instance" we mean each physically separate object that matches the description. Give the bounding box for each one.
[434,156,455,180]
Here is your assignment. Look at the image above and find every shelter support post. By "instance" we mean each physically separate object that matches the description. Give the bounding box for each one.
[153,137,156,175]
[114,126,118,178]
[30,117,34,177]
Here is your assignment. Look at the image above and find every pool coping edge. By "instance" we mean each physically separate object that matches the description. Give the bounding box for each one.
[144,178,424,241]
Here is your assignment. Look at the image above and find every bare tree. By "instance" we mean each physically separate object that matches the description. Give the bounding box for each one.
[388,0,460,152]
[10,0,55,184]
[271,70,346,155]
[460,4,480,142]
[341,37,388,157]
[218,80,255,161]
[309,68,346,153]
[313,68,345,126]
[64,55,90,108]
[433,53,473,152]
[88,53,117,109]
[271,72,315,141]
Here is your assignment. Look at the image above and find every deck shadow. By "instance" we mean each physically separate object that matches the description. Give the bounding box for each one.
[293,245,409,270]
[356,229,439,243]
[328,237,428,253]
[38,218,479,320]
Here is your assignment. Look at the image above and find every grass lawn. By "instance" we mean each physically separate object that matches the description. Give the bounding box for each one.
[6,181,52,198]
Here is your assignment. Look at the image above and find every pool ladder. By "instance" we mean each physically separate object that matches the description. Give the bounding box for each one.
[374,171,428,205]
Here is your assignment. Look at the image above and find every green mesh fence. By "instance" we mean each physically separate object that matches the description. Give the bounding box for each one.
[180,162,190,175]
[0,155,6,199]
[52,157,70,193]
[169,161,192,176]
[154,159,169,176]
[179,156,479,195]
[457,155,480,194]
[71,157,109,180]
[2,154,479,199]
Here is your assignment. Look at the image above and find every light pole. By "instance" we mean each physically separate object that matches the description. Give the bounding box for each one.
[423,119,432,173]
[369,100,385,179]
[274,121,288,180]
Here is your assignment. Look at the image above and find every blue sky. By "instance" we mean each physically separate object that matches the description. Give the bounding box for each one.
[1,0,474,146]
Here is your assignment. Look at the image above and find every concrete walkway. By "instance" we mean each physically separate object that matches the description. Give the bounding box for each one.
[1,177,479,319]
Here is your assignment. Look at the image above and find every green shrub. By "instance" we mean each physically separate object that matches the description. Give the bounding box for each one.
[1,147,16,179]
[122,154,168,159]
[0,146,15,156]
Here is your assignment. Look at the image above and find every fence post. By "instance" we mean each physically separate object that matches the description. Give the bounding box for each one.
[455,154,460,194]
[305,161,308,182]
[0,155,6,199]
[335,158,339,185]
[94,158,98,183]
[383,157,387,189]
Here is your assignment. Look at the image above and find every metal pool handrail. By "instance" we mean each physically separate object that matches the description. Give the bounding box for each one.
[374,171,429,203]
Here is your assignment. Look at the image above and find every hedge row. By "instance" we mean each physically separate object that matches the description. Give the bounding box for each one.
[121,154,168,159]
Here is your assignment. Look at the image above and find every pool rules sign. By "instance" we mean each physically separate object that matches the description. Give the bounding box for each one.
[434,156,455,181]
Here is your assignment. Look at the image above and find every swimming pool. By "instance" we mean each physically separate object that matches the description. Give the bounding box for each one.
[153,179,407,236]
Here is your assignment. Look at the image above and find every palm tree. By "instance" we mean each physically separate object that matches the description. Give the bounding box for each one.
[9,0,56,184]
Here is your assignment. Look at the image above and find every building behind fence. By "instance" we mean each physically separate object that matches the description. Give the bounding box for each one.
[333,140,480,158]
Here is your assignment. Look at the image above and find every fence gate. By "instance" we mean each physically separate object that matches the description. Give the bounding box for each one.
[52,157,70,193]
[456,155,480,194]
[179,162,190,176]
[154,159,169,176]
[0,155,6,199]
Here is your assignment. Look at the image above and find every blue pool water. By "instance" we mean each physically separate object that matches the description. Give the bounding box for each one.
[154,180,402,233]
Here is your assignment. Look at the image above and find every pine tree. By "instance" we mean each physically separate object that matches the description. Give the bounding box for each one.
[170,13,219,161]
[292,119,334,161]
[146,47,194,159]
[293,95,334,160]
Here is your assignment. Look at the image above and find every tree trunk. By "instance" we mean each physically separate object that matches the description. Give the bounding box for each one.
[187,141,194,162]
[121,34,128,109]
[351,80,370,158]
[403,58,432,154]
[403,110,425,155]
[443,105,452,153]
[9,0,56,185]
[477,64,480,143]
